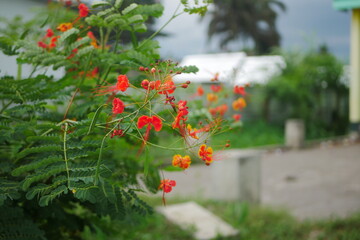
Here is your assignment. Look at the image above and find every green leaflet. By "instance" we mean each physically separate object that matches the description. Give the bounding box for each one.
[87,104,107,135]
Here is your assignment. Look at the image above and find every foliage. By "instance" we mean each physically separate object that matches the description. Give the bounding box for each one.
[0,0,215,239]
[207,0,286,54]
[262,48,348,139]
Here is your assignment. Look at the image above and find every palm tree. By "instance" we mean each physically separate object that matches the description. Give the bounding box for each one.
[207,0,286,54]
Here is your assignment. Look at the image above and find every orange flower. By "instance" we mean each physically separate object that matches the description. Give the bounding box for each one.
[207,93,218,102]
[234,85,246,96]
[156,76,176,95]
[159,179,176,193]
[57,22,73,32]
[210,84,222,93]
[172,154,191,170]
[112,98,124,114]
[209,104,228,117]
[232,98,246,110]
[233,114,241,121]
[87,31,99,48]
[198,144,213,166]
[187,124,199,139]
[197,86,204,96]
[78,3,89,18]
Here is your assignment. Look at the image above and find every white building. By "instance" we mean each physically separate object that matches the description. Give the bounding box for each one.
[174,52,286,86]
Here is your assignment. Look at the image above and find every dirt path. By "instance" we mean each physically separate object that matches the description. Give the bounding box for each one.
[261,143,360,219]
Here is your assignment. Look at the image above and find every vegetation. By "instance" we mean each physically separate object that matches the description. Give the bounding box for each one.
[207,0,286,54]
[76,199,360,240]
[261,48,348,139]
[0,0,216,239]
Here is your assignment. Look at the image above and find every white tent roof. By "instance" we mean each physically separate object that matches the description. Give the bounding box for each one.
[174,52,285,86]
[234,55,286,85]
[174,52,246,83]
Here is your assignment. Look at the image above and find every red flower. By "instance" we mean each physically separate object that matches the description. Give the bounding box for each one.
[159,179,176,193]
[210,84,222,93]
[94,75,130,95]
[198,144,213,166]
[110,129,124,138]
[116,75,130,92]
[209,104,228,117]
[45,29,54,38]
[112,98,125,114]
[172,100,189,129]
[78,3,89,18]
[197,86,204,96]
[172,154,191,170]
[38,41,47,49]
[137,115,162,132]
[234,85,246,96]
[233,114,242,121]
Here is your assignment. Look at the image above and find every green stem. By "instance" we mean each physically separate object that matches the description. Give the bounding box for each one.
[63,123,71,188]
[17,63,22,80]
[0,100,13,114]
[78,50,94,88]
[100,27,105,53]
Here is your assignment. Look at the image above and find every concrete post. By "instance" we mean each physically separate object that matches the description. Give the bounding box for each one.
[285,119,305,148]
[350,9,360,133]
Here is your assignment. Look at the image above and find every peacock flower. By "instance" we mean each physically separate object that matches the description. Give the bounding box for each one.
[137,115,162,132]
[198,144,213,166]
[172,154,191,170]
[38,41,47,49]
[112,98,125,114]
[232,97,246,110]
[45,28,54,38]
[156,76,176,95]
[234,85,246,96]
[207,93,218,102]
[233,114,242,121]
[57,22,73,32]
[172,100,189,129]
[197,86,204,96]
[94,75,130,95]
[210,84,222,93]
[78,3,89,17]
[159,179,176,193]
[87,31,99,48]
[187,124,199,139]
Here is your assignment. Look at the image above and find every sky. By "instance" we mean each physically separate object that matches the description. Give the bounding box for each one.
[155,0,351,62]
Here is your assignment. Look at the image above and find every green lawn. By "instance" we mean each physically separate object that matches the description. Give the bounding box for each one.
[88,199,360,240]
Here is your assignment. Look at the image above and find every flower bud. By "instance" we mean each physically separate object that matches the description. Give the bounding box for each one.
[141,79,149,89]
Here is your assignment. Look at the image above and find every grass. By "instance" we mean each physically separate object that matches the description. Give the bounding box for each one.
[104,199,360,240]
[212,120,284,150]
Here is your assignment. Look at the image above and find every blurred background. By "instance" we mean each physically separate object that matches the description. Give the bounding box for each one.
[1,0,359,239]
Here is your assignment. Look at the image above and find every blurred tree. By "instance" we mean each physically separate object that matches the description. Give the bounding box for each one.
[263,47,349,138]
[207,0,286,54]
